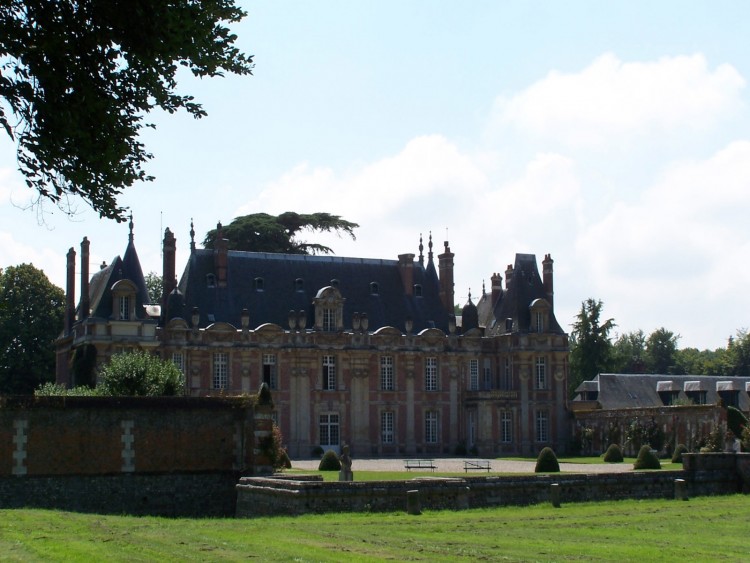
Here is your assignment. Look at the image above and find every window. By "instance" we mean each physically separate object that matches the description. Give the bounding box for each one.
[381,411,394,444]
[370,282,379,295]
[213,352,228,390]
[172,352,184,374]
[118,296,130,320]
[483,365,492,390]
[414,284,423,297]
[501,411,513,443]
[535,311,544,333]
[322,355,336,390]
[263,354,277,390]
[380,356,394,390]
[425,357,437,391]
[322,308,335,332]
[535,411,549,442]
[254,277,264,291]
[503,357,512,390]
[469,359,479,391]
[686,390,707,405]
[425,411,438,444]
[535,357,546,389]
[319,413,340,448]
[295,278,304,291]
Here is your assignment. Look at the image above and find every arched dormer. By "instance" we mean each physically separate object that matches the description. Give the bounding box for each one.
[111,279,138,320]
[313,286,345,332]
[529,298,551,333]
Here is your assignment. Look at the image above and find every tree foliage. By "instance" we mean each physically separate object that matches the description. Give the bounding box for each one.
[144,271,162,304]
[645,327,680,374]
[0,1,253,221]
[0,264,65,394]
[203,212,359,254]
[612,330,646,373]
[569,299,616,396]
[97,351,184,396]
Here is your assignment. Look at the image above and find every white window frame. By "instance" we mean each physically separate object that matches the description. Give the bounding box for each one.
[213,352,228,390]
[425,357,438,391]
[501,410,513,443]
[172,352,184,374]
[262,353,278,390]
[319,413,340,447]
[469,359,479,391]
[536,311,544,333]
[380,356,394,391]
[119,295,130,320]
[381,411,394,444]
[535,356,546,389]
[322,308,335,332]
[503,357,512,390]
[535,410,549,443]
[425,410,438,444]
[322,355,336,390]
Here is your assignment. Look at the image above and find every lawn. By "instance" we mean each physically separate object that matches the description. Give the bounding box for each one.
[1,495,747,561]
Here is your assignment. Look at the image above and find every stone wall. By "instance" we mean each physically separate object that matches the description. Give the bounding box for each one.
[237,453,750,517]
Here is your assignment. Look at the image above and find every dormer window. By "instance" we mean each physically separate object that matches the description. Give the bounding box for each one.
[330,279,339,288]
[529,298,551,334]
[322,308,335,331]
[313,286,345,332]
[684,381,707,405]
[111,279,137,321]
[414,284,422,297]
[295,278,305,292]
[717,381,740,408]
[370,282,379,295]
[119,296,130,320]
[254,277,264,291]
[206,274,216,288]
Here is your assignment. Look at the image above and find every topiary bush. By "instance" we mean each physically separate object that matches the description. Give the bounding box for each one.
[603,443,624,463]
[318,449,342,471]
[633,444,661,470]
[671,443,688,463]
[534,447,560,473]
[727,406,748,439]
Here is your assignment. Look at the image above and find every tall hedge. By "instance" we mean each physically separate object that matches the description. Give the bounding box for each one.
[633,445,661,470]
[535,447,560,473]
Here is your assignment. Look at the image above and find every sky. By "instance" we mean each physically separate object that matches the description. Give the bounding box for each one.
[1,1,750,350]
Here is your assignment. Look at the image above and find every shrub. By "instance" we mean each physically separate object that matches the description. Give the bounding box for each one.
[34,382,99,396]
[633,445,661,470]
[727,406,747,439]
[603,443,624,463]
[311,445,325,458]
[97,351,184,396]
[534,447,560,473]
[700,425,725,453]
[318,449,342,471]
[742,426,750,452]
[672,443,688,463]
[258,424,289,470]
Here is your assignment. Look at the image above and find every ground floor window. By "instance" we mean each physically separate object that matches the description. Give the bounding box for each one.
[501,410,513,443]
[212,352,228,390]
[535,411,549,443]
[319,413,340,448]
[381,411,394,444]
[425,410,438,444]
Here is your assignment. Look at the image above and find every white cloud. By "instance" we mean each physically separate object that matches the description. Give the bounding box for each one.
[492,53,745,148]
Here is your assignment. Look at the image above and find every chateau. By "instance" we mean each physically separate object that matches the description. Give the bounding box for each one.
[56,220,570,457]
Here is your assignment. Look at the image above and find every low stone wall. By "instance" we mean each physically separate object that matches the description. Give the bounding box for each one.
[236,453,750,517]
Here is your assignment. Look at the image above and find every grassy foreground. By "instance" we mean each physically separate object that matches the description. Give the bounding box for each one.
[1,495,747,561]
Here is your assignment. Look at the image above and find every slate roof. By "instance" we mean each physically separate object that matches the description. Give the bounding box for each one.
[574,373,750,411]
[175,249,450,332]
[476,253,564,334]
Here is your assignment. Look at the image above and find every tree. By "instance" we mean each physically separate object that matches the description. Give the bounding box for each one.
[145,271,161,304]
[203,212,359,254]
[645,328,680,374]
[612,330,646,373]
[0,264,65,394]
[0,1,253,221]
[569,298,616,397]
[97,351,184,396]
[727,329,750,377]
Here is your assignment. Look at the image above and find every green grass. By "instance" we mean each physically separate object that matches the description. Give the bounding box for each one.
[1,495,747,561]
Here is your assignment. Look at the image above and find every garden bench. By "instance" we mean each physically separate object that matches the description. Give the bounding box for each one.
[404,459,436,472]
[464,459,491,472]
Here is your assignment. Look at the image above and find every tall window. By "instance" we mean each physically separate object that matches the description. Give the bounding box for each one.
[381,411,394,444]
[425,357,438,391]
[483,364,492,390]
[503,357,512,390]
[380,356,394,390]
[119,296,130,320]
[501,411,513,443]
[469,359,479,391]
[319,413,339,448]
[535,357,546,389]
[322,308,335,331]
[263,354,277,390]
[172,352,184,374]
[425,411,438,444]
[213,352,228,390]
[535,411,549,442]
[536,311,544,333]
[322,355,336,390]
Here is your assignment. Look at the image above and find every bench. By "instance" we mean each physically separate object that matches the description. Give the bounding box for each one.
[464,459,491,473]
[404,459,436,472]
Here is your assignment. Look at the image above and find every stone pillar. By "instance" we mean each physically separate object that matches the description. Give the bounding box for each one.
[550,483,561,508]
[674,478,688,501]
[406,490,421,515]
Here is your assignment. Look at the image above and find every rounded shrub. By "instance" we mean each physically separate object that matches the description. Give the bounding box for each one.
[671,443,688,463]
[318,449,342,471]
[603,443,624,463]
[633,445,661,470]
[534,447,560,473]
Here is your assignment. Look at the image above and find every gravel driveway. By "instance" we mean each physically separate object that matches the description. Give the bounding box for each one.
[291,457,634,474]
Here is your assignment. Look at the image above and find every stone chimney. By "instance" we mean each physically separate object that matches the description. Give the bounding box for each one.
[65,247,76,334]
[398,253,415,296]
[542,253,554,307]
[490,272,503,305]
[80,237,90,320]
[214,222,228,288]
[438,241,455,315]
[162,227,176,305]
[505,263,514,291]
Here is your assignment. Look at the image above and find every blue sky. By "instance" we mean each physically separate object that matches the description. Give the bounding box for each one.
[2,1,750,350]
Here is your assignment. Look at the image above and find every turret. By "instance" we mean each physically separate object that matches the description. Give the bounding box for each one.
[438,240,455,315]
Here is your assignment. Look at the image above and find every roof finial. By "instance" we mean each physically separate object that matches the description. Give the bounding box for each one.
[190,218,196,253]
[482,279,486,296]
[468,288,472,302]
[428,231,433,262]
[128,212,134,242]
[418,233,424,266]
